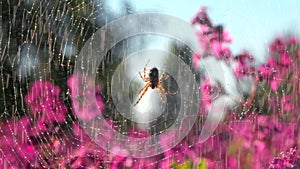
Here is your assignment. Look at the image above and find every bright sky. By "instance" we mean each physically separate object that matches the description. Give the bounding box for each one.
[127,0,300,63]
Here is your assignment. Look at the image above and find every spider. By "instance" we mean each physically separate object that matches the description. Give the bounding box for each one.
[134,60,177,106]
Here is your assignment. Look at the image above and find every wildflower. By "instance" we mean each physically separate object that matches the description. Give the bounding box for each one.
[0,117,40,168]
[67,72,105,121]
[192,52,201,68]
[191,7,212,27]
[270,148,300,169]
[25,81,67,124]
[199,78,212,110]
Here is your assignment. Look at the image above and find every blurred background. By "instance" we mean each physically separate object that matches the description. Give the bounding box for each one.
[129,0,300,63]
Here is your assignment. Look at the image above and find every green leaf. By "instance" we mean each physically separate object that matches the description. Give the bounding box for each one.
[172,160,192,169]
[198,158,208,169]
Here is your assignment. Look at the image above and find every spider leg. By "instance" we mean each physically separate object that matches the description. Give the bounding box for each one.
[144,59,150,79]
[134,83,151,106]
[163,74,169,80]
[138,60,151,82]
[157,87,165,103]
[159,64,167,81]
[158,83,177,96]
[139,72,149,82]
[137,82,150,96]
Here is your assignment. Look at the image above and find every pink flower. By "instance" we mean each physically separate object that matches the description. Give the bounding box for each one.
[210,41,232,61]
[159,157,172,169]
[47,122,107,168]
[192,7,233,63]
[68,72,105,121]
[280,95,294,112]
[131,158,158,169]
[270,74,282,91]
[233,62,252,78]
[30,119,48,136]
[234,51,254,64]
[270,148,300,169]
[221,30,233,43]
[233,51,255,78]
[287,36,298,45]
[280,52,292,67]
[192,52,201,67]
[269,56,279,65]
[210,41,223,57]
[192,6,300,169]
[25,80,67,124]
[191,7,212,27]
[199,78,212,110]
[257,56,283,91]
[0,117,40,168]
[258,65,272,77]
[269,36,286,54]
[25,81,60,106]
[195,29,211,50]
[124,158,133,167]
[210,26,232,43]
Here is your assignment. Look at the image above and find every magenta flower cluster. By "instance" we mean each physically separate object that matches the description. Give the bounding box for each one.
[25,81,67,126]
[270,147,300,168]
[67,72,105,121]
[192,6,300,169]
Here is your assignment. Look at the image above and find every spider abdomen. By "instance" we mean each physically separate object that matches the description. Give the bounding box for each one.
[149,67,159,89]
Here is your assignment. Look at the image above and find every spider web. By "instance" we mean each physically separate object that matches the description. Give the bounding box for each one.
[0,0,135,167]
[0,0,206,168]
[3,0,299,168]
